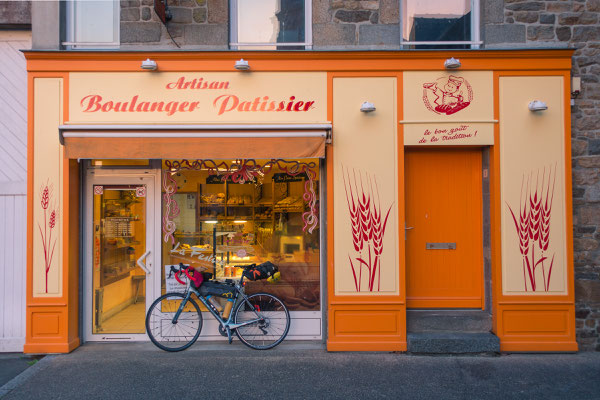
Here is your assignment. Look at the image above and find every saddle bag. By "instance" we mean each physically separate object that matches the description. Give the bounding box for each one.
[242,262,278,281]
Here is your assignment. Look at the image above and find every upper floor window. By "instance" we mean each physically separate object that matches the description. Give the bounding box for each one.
[230,0,312,50]
[401,0,480,49]
[64,0,119,49]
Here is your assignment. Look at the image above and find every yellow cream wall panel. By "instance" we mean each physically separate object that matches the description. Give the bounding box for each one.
[33,78,63,297]
[69,72,327,124]
[333,77,399,296]
[499,76,567,295]
[403,71,494,123]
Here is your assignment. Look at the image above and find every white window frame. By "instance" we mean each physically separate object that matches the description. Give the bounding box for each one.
[229,0,312,50]
[63,0,120,49]
[400,0,481,49]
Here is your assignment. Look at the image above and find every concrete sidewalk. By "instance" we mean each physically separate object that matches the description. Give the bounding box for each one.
[2,343,600,400]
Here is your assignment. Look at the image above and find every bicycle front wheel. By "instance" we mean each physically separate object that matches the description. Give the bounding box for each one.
[145,292,202,352]
[233,293,290,350]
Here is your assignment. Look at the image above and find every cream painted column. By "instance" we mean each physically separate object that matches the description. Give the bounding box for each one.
[500,76,567,295]
[333,77,399,296]
[33,78,64,297]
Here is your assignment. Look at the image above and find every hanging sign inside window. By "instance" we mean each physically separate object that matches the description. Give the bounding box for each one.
[165,264,189,293]
[272,172,308,182]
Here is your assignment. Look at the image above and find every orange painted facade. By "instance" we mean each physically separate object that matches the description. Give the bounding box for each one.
[24,50,577,353]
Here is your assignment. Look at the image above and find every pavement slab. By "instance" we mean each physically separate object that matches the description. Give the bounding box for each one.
[2,342,600,400]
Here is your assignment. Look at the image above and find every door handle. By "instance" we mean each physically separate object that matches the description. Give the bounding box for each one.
[136,250,151,274]
[405,224,414,240]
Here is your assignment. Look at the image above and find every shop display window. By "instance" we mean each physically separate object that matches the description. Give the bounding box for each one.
[161,159,320,311]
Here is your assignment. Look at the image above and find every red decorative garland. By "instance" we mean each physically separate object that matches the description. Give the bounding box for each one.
[162,159,319,244]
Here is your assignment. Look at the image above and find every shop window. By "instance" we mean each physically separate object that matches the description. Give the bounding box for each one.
[229,0,312,50]
[401,0,480,49]
[64,0,120,49]
[162,159,321,311]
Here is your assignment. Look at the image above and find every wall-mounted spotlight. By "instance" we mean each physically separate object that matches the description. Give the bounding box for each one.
[360,101,376,113]
[444,57,461,69]
[528,100,548,112]
[141,58,158,71]
[234,59,250,70]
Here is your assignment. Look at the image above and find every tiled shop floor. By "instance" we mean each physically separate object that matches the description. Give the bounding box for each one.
[98,302,146,334]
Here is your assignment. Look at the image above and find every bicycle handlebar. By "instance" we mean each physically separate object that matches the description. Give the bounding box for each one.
[171,264,194,285]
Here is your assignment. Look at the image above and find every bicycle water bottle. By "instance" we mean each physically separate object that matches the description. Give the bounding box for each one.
[222,299,234,319]
[206,295,223,312]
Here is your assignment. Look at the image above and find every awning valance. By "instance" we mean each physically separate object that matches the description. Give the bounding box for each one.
[59,124,331,159]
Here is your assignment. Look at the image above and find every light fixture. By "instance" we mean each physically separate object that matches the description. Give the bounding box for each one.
[444,57,461,69]
[528,100,548,112]
[205,220,218,224]
[141,58,158,71]
[360,101,376,113]
[233,220,247,224]
[234,59,250,70]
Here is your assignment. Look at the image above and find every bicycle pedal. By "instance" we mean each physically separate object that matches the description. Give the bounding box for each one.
[226,327,233,344]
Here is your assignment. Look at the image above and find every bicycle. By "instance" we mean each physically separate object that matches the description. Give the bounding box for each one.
[145,263,290,352]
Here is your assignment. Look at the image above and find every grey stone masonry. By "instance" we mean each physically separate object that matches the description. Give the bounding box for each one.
[313,0,399,49]
[0,1,31,25]
[119,0,227,49]
[482,0,600,352]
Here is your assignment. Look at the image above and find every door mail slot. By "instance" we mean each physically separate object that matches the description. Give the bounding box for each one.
[426,242,456,250]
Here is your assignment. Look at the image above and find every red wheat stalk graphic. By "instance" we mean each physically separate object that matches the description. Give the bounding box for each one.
[507,164,556,292]
[38,182,58,293]
[343,168,362,291]
[343,166,393,292]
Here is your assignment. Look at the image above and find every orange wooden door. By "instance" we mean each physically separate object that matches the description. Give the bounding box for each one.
[405,148,483,308]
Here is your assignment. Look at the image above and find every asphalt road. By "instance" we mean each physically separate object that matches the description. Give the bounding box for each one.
[2,342,600,400]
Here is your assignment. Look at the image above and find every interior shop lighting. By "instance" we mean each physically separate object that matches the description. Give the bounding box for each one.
[205,220,218,224]
[444,57,461,69]
[141,58,158,71]
[360,101,376,113]
[528,100,548,112]
[233,220,247,224]
[234,59,250,70]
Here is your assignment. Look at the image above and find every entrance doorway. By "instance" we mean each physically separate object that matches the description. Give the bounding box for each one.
[83,170,160,341]
[405,148,484,309]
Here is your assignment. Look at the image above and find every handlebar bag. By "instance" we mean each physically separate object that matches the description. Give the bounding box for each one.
[242,262,278,281]
[199,281,235,299]
[190,270,204,288]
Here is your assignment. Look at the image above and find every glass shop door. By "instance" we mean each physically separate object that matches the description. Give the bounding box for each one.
[83,171,160,341]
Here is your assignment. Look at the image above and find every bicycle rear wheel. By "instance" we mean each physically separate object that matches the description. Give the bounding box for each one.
[233,293,290,350]
[145,292,202,352]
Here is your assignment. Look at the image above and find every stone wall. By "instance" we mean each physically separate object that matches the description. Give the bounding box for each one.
[313,0,399,49]
[119,0,228,49]
[0,1,31,26]
[481,0,600,351]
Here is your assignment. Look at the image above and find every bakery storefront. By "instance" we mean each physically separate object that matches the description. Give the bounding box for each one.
[25,50,578,353]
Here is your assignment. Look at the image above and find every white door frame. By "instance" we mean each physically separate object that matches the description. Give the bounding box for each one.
[83,168,161,341]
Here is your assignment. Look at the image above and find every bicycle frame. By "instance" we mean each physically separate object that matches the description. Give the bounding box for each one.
[171,276,263,331]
